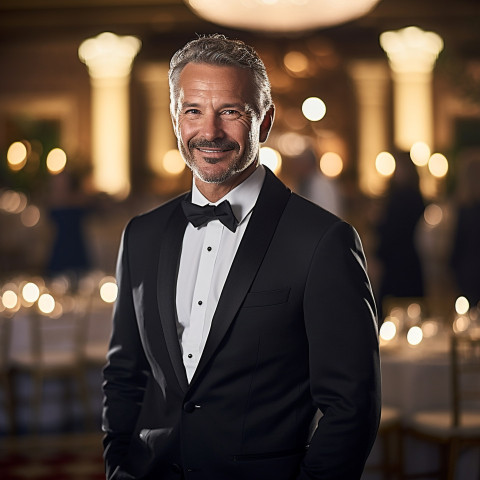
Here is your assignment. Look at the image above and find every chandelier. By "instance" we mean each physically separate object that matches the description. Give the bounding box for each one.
[184,0,382,33]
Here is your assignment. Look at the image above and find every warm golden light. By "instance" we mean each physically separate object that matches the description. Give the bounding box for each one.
[162,149,185,175]
[78,32,141,79]
[453,315,470,334]
[423,203,443,227]
[375,152,396,177]
[410,141,430,166]
[455,296,469,315]
[428,153,448,178]
[407,325,423,345]
[20,205,41,227]
[379,26,444,74]
[22,282,40,303]
[46,148,67,174]
[379,320,397,341]
[100,277,118,303]
[421,320,438,338]
[407,302,421,319]
[260,147,282,173]
[277,132,308,156]
[7,141,28,171]
[320,152,343,177]
[0,190,27,214]
[185,0,381,33]
[302,97,326,122]
[1,290,18,310]
[284,51,309,75]
[380,26,443,152]
[79,32,141,197]
[38,293,55,314]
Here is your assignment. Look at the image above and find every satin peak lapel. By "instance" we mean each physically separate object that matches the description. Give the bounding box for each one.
[157,199,189,392]
[189,170,291,388]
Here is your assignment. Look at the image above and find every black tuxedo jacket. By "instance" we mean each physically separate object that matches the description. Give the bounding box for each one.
[102,168,381,480]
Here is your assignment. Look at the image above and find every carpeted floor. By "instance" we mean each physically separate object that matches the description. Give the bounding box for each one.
[0,433,105,480]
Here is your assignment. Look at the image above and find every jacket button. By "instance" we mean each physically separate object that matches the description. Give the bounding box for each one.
[170,463,182,474]
[183,401,196,413]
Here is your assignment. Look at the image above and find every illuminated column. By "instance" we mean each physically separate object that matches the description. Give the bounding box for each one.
[348,60,389,195]
[380,26,443,152]
[79,32,141,197]
[138,63,177,176]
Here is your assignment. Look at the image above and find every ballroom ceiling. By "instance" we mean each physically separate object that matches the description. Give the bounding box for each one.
[1,0,479,61]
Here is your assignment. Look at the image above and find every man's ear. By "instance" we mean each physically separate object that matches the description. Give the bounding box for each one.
[259,105,275,143]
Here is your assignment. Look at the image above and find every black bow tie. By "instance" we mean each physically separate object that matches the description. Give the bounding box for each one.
[182,199,238,232]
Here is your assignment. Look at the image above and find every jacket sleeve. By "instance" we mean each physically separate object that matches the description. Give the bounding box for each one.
[102,221,150,480]
[298,220,381,479]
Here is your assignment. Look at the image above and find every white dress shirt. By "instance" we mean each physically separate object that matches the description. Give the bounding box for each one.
[176,165,266,382]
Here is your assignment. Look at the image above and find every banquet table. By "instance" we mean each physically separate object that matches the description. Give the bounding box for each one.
[362,330,480,479]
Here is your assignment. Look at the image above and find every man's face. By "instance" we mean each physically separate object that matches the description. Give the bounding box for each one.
[173,63,269,185]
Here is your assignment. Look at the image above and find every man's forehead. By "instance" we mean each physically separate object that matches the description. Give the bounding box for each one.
[178,63,255,94]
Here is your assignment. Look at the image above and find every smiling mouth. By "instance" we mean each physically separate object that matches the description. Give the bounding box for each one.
[197,148,232,154]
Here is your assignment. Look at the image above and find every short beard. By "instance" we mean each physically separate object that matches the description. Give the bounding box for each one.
[179,138,257,185]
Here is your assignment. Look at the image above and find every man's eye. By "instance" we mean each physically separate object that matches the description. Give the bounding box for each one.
[184,109,200,115]
[221,110,241,117]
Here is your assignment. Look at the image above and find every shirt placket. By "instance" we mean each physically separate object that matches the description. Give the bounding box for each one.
[182,220,223,378]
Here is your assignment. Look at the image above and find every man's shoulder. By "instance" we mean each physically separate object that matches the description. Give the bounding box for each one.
[288,191,341,225]
[126,192,186,233]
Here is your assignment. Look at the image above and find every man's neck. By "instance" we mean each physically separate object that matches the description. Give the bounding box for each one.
[194,162,259,203]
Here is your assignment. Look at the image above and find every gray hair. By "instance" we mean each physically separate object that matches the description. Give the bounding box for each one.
[169,34,273,118]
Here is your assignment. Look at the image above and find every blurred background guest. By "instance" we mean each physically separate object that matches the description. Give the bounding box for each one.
[375,150,425,317]
[450,151,480,307]
[46,168,92,282]
[294,146,344,218]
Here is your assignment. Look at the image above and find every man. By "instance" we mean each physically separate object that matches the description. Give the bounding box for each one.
[102,34,380,480]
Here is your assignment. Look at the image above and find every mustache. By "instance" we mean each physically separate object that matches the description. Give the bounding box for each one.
[189,139,239,150]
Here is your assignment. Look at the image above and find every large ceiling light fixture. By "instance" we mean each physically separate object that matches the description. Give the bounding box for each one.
[184,0,382,33]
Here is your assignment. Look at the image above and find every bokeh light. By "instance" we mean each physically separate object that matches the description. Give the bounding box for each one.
[1,289,18,310]
[375,152,396,176]
[407,325,423,345]
[319,152,343,177]
[162,149,185,175]
[7,141,28,171]
[284,51,309,75]
[428,153,448,178]
[260,147,282,173]
[302,97,326,122]
[22,282,40,303]
[423,203,443,227]
[453,315,470,334]
[20,205,41,227]
[100,277,118,303]
[410,141,430,166]
[379,320,397,341]
[46,148,67,174]
[455,296,469,315]
[38,293,55,314]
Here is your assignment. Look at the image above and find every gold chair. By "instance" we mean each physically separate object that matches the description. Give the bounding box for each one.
[10,300,94,433]
[0,312,16,434]
[402,333,480,479]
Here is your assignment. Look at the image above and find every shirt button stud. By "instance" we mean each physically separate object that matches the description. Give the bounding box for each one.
[198,300,203,305]
[207,246,212,251]
[187,353,193,359]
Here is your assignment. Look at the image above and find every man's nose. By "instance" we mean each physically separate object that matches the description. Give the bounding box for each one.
[201,113,224,141]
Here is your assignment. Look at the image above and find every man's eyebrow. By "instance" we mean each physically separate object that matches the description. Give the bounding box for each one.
[181,101,200,108]
[181,101,248,109]
[218,102,247,110]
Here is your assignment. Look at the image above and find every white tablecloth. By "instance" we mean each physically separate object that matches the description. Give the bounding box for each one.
[363,333,480,479]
